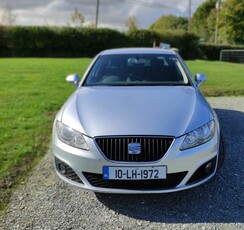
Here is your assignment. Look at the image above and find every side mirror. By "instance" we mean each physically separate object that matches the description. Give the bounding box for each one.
[66,74,80,88]
[195,73,207,88]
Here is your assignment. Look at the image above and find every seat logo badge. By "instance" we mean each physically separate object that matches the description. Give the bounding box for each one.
[128,143,141,155]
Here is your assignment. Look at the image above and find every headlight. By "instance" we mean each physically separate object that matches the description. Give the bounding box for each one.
[180,120,215,150]
[56,121,89,150]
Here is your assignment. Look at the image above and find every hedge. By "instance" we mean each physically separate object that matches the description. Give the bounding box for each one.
[199,43,244,61]
[2,26,243,60]
[0,26,201,59]
[114,29,200,59]
[0,26,131,57]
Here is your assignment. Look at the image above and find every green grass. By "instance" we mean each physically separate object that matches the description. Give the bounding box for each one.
[0,58,91,212]
[186,60,244,96]
[0,58,243,213]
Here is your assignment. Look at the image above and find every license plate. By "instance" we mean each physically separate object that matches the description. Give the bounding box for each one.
[103,166,167,180]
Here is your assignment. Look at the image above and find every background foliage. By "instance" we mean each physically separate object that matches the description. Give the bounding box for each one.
[0,25,243,60]
[0,26,199,59]
[199,43,244,60]
[0,26,130,57]
[219,0,244,44]
[150,15,188,31]
[190,0,217,43]
[190,0,244,45]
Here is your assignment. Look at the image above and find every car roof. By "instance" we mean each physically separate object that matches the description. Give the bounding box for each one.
[99,48,176,55]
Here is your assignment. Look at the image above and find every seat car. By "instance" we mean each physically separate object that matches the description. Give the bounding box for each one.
[52,48,225,193]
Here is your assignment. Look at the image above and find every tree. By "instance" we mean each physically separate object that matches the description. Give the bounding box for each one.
[125,16,138,31]
[70,8,84,27]
[219,0,244,44]
[190,0,217,42]
[87,22,96,28]
[150,15,188,31]
[1,4,17,26]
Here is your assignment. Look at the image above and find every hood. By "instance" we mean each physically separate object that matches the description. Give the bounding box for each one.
[61,86,213,137]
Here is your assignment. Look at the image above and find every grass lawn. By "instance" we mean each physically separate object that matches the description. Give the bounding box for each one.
[186,60,244,96]
[0,58,91,212]
[0,58,243,212]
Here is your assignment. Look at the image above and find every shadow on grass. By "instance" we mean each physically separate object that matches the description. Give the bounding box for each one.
[95,108,244,223]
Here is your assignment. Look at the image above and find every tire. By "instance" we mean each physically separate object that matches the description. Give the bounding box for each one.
[217,133,225,170]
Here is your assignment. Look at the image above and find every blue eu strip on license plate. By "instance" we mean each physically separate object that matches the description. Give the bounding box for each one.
[103,166,166,180]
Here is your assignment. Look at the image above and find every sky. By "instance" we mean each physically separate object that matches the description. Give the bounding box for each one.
[0,0,206,30]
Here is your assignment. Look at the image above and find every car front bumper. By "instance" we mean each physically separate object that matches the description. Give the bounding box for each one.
[52,129,220,194]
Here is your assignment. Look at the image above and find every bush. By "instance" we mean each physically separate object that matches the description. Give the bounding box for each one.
[0,26,11,57]
[80,28,130,56]
[158,30,200,59]
[199,43,244,60]
[0,26,130,57]
[0,26,199,59]
[0,26,59,57]
[127,29,162,47]
[127,29,200,59]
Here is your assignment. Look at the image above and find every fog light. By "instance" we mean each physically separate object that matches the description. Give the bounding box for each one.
[205,162,213,174]
[58,163,67,174]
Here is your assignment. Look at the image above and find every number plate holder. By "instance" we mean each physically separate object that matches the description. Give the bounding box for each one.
[103,166,167,180]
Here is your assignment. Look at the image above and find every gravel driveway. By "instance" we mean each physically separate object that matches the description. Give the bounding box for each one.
[1,97,243,230]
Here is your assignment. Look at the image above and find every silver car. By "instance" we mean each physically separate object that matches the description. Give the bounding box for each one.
[52,48,225,193]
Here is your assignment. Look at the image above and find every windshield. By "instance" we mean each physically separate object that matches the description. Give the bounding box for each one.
[83,53,191,86]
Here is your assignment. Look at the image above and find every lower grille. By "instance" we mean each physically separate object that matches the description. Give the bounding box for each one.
[95,136,174,162]
[55,157,83,184]
[83,171,187,190]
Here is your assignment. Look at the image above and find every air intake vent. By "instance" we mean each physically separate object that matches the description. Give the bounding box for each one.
[83,171,187,190]
[55,157,83,184]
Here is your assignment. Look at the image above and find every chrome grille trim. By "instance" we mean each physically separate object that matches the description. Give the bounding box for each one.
[95,136,174,162]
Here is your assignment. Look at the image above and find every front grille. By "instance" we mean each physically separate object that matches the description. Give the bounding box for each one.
[95,136,174,162]
[83,171,187,190]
